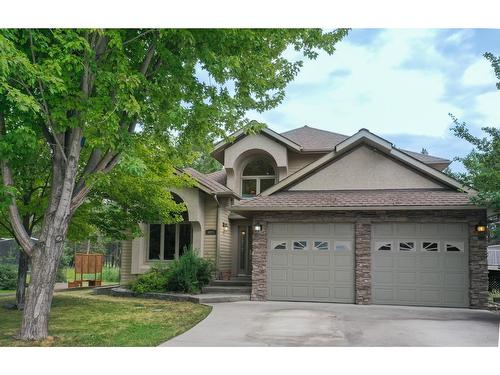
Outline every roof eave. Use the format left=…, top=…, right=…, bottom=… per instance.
left=231, top=204, right=481, bottom=212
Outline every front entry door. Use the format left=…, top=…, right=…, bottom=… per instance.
left=238, top=225, right=252, bottom=276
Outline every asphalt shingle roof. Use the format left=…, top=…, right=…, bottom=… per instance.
left=280, top=125, right=450, bottom=165
left=183, top=167, right=233, bottom=195
left=233, top=189, right=474, bottom=209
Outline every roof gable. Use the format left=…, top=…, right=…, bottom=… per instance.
left=288, top=145, right=445, bottom=191
left=262, top=129, right=472, bottom=196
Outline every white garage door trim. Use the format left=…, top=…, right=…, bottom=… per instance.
left=372, top=223, right=469, bottom=307
left=267, top=222, right=355, bottom=303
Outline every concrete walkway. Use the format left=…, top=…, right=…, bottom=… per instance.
left=161, top=301, right=500, bottom=347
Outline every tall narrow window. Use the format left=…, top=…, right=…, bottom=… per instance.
left=179, top=223, right=193, bottom=256
left=241, top=158, right=276, bottom=197
left=148, top=224, right=161, bottom=260
left=163, top=224, right=176, bottom=260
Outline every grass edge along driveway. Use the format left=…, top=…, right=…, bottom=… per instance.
left=0, top=290, right=211, bottom=347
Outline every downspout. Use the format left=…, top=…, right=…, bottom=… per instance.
left=212, top=193, right=220, bottom=278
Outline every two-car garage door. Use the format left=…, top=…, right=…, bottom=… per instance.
left=267, top=221, right=469, bottom=307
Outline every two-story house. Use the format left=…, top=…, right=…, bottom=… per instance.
left=120, top=125, right=489, bottom=309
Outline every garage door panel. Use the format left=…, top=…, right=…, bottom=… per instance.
left=444, top=272, right=467, bottom=287
left=396, top=288, right=417, bottom=302
left=419, top=271, right=443, bottom=286
left=420, top=289, right=442, bottom=304
left=334, top=269, right=353, bottom=283
left=419, top=255, right=441, bottom=269
left=373, top=223, right=469, bottom=308
left=269, top=285, right=288, bottom=298
left=312, top=287, right=330, bottom=298
left=373, top=255, right=394, bottom=268
left=269, top=269, right=288, bottom=282
left=373, top=288, right=395, bottom=302
left=312, top=270, right=330, bottom=282
left=334, top=287, right=354, bottom=300
left=396, top=256, right=417, bottom=268
left=291, top=286, right=309, bottom=298
left=269, top=253, right=288, bottom=266
left=444, top=290, right=467, bottom=305
left=268, top=222, right=354, bottom=303
left=373, top=270, right=393, bottom=284
left=396, top=271, right=417, bottom=284
left=291, top=254, right=308, bottom=266
left=291, top=269, right=309, bottom=282
left=312, top=253, right=331, bottom=266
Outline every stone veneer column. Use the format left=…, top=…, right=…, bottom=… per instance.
left=468, top=223, right=489, bottom=309
left=251, top=219, right=267, bottom=301
left=355, top=221, right=372, bottom=304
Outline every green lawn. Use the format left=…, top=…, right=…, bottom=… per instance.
left=0, top=290, right=211, bottom=346
left=0, top=290, right=14, bottom=295
left=63, top=266, right=120, bottom=283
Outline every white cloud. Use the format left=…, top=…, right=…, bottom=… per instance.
left=252, top=29, right=465, bottom=137
left=462, top=58, right=496, bottom=87
left=474, top=91, right=500, bottom=126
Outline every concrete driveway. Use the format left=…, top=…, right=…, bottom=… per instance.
left=161, top=301, right=500, bottom=347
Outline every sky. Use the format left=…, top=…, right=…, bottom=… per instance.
left=247, top=29, right=500, bottom=172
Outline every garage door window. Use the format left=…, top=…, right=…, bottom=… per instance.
left=376, top=241, right=392, bottom=251
left=446, top=242, right=464, bottom=252
left=271, top=241, right=287, bottom=250
left=422, top=241, right=439, bottom=252
left=293, top=241, right=308, bottom=250
left=313, top=240, right=329, bottom=251
left=399, top=241, right=415, bottom=252
left=334, top=241, right=352, bottom=252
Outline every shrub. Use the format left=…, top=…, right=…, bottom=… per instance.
left=128, top=248, right=215, bottom=294
left=0, top=264, right=17, bottom=290
left=129, top=262, right=170, bottom=294
left=165, top=248, right=215, bottom=294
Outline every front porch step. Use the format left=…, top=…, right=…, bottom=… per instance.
left=209, top=279, right=252, bottom=287
left=202, top=285, right=252, bottom=294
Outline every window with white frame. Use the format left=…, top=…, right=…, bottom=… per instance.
left=293, top=240, right=308, bottom=251
left=422, top=241, right=439, bottom=252
left=313, top=240, right=330, bottom=251
left=445, top=242, right=464, bottom=252
left=241, top=158, right=276, bottom=198
left=271, top=241, right=287, bottom=250
left=148, top=223, right=193, bottom=261
left=399, top=241, right=416, bottom=252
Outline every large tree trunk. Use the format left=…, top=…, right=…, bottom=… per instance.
left=19, top=233, right=66, bottom=340
left=15, top=251, right=29, bottom=310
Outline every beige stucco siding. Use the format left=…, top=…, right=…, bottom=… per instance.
left=287, top=152, right=324, bottom=175
left=120, top=238, right=135, bottom=284
left=224, top=134, right=289, bottom=193
left=289, top=145, right=445, bottom=191
left=203, top=195, right=217, bottom=263
left=218, top=197, right=232, bottom=272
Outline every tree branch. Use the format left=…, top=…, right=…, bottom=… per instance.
left=0, top=113, right=33, bottom=256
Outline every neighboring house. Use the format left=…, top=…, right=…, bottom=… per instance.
left=120, top=125, right=489, bottom=308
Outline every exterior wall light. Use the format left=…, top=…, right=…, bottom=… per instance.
left=254, top=224, right=262, bottom=232
left=475, top=224, right=487, bottom=233
left=222, top=222, right=229, bottom=231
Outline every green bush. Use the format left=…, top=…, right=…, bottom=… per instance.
left=166, top=249, right=215, bottom=294
left=0, top=264, right=17, bottom=290
left=129, top=262, right=170, bottom=294
left=129, top=249, right=215, bottom=294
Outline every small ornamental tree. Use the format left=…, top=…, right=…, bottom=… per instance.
left=0, top=28, right=348, bottom=340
